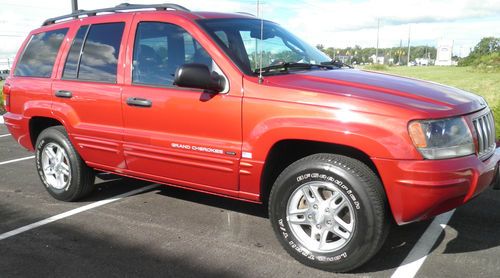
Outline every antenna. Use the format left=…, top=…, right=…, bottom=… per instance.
left=257, top=0, right=264, bottom=84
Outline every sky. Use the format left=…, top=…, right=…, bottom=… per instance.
left=1, top=0, right=500, bottom=65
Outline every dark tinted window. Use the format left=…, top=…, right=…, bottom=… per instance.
left=62, top=25, right=89, bottom=79
left=78, top=23, right=125, bottom=83
left=132, top=22, right=213, bottom=86
left=15, top=28, right=68, bottom=77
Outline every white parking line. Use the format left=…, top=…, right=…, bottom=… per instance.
left=0, top=156, right=35, bottom=166
left=0, top=183, right=159, bottom=241
left=391, top=209, right=456, bottom=278
left=0, top=134, right=11, bottom=138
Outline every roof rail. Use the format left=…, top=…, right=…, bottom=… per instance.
left=42, top=3, right=190, bottom=26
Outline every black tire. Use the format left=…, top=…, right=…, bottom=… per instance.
left=269, top=153, right=389, bottom=272
left=35, top=126, right=95, bottom=201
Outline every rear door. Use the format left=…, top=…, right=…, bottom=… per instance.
left=52, top=15, right=133, bottom=170
left=121, top=14, right=243, bottom=193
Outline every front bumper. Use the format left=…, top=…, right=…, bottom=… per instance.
left=373, top=147, right=500, bottom=225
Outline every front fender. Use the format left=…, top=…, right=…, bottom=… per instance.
left=243, top=115, right=421, bottom=163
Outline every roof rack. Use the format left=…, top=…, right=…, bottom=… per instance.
left=42, top=3, right=190, bottom=26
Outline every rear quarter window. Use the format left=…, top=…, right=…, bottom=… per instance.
left=14, top=28, right=68, bottom=78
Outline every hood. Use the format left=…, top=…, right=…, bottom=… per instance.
left=265, top=69, right=487, bottom=117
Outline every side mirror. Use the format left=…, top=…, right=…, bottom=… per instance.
left=174, top=63, right=225, bottom=93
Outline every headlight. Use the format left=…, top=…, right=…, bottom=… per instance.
left=408, top=117, right=474, bottom=159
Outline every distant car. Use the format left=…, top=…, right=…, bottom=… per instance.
left=0, top=70, right=10, bottom=80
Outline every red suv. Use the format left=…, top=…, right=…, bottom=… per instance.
left=3, top=3, right=499, bottom=272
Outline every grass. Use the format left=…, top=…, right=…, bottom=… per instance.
left=364, top=64, right=389, bottom=71
left=367, top=66, right=500, bottom=139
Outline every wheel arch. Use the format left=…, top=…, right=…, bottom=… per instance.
left=29, top=116, right=65, bottom=149
left=260, top=139, right=384, bottom=206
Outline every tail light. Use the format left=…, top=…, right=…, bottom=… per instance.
left=2, top=82, right=10, bottom=112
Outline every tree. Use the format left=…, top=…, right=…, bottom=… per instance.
left=459, top=37, right=500, bottom=66
left=472, top=37, right=500, bottom=55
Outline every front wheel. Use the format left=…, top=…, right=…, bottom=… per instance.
left=35, top=126, right=95, bottom=201
left=269, top=154, right=389, bottom=272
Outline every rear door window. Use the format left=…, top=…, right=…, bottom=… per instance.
left=77, top=23, right=125, bottom=83
left=14, top=28, right=68, bottom=78
left=62, top=25, right=89, bottom=79
left=62, top=23, right=125, bottom=83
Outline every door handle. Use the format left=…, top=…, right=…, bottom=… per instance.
left=55, top=90, right=72, bottom=98
left=126, top=97, right=152, bottom=108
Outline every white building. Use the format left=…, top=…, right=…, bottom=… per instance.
left=435, top=40, right=453, bottom=66
left=415, top=58, right=431, bottom=66
left=369, top=55, right=384, bottom=64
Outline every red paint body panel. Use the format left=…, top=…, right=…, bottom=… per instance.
left=3, top=11, right=499, bottom=225
left=120, top=13, right=243, bottom=192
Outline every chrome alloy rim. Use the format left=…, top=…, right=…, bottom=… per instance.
left=41, top=142, right=71, bottom=190
left=286, top=181, right=355, bottom=253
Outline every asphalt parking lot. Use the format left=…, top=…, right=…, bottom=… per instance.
left=0, top=121, right=499, bottom=278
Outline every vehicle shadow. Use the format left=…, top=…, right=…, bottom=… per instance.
left=154, top=185, right=268, bottom=219
left=150, top=181, right=500, bottom=274
left=0, top=202, right=243, bottom=278
left=85, top=176, right=500, bottom=274
left=443, top=189, right=500, bottom=254
left=356, top=188, right=500, bottom=273
left=78, top=172, right=156, bottom=202
left=7, top=174, right=496, bottom=276
left=154, top=184, right=434, bottom=273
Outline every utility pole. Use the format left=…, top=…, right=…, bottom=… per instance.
left=375, top=18, right=380, bottom=64
left=71, top=0, right=78, bottom=12
left=398, top=39, right=402, bottom=65
left=7, top=58, right=10, bottom=69
left=407, top=24, right=411, bottom=66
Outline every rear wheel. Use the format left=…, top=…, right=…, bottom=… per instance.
left=35, top=126, right=95, bottom=201
left=269, top=153, right=389, bottom=272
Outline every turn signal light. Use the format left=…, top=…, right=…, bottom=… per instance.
left=408, top=121, right=427, bottom=148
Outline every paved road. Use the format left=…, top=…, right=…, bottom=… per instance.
left=0, top=122, right=499, bottom=278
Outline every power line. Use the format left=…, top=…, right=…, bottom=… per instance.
left=0, top=34, right=24, bottom=37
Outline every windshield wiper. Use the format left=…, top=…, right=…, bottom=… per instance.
left=254, top=62, right=334, bottom=75
left=321, top=60, right=354, bottom=69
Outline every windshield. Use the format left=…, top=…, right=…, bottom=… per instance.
left=198, top=18, right=331, bottom=75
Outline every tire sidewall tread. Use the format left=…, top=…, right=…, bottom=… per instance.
left=35, top=126, right=94, bottom=201
left=269, top=153, right=388, bottom=272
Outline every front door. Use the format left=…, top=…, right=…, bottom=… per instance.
left=121, top=17, right=242, bottom=193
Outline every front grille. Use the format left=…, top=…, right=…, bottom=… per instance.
left=473, top=111, right=496, bottom=158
